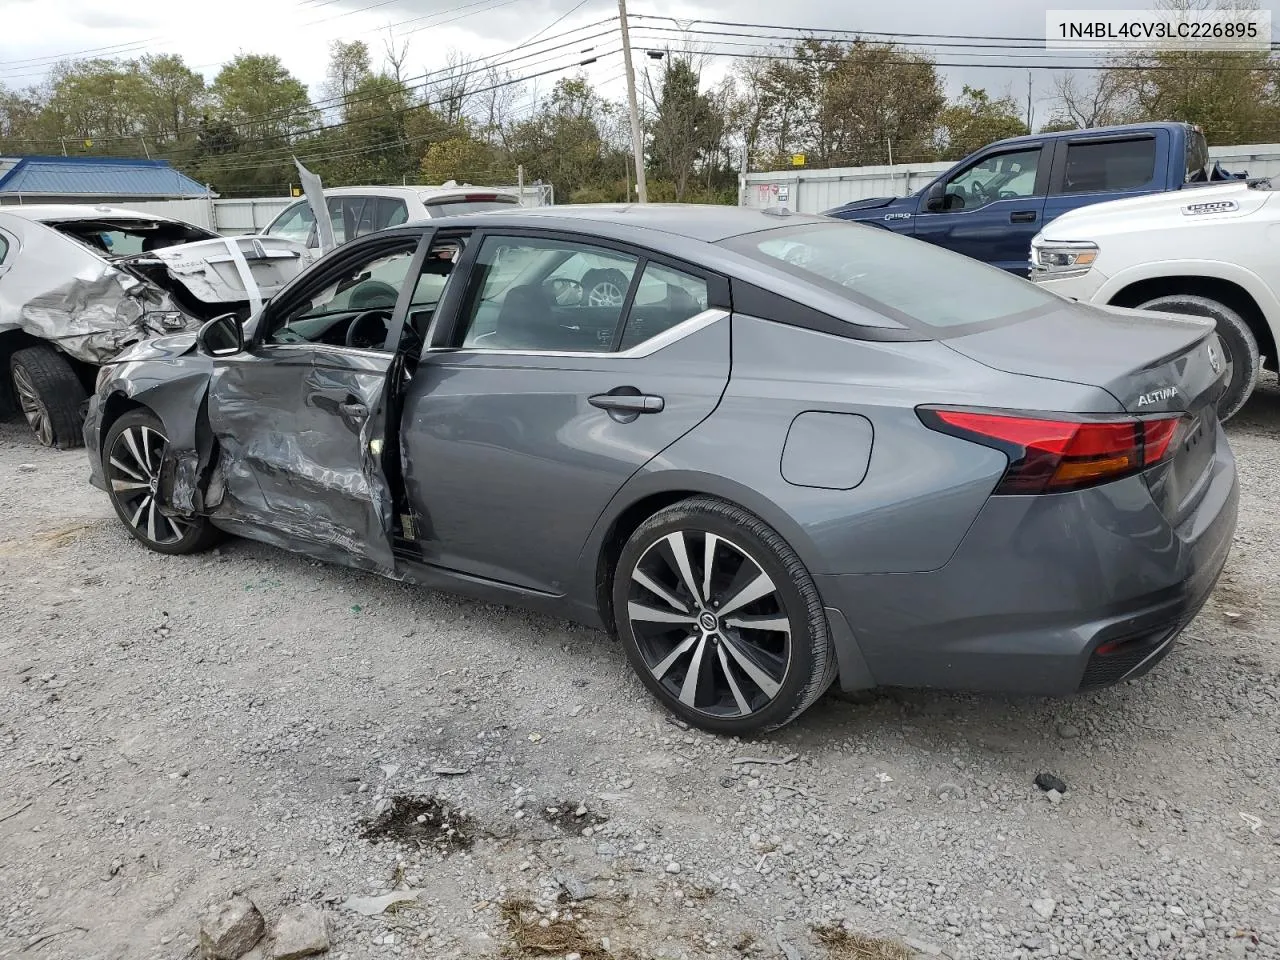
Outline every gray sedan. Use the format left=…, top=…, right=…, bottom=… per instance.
left=83, top=205, right=1239, bottom=734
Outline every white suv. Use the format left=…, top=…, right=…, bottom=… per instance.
left=261, top=183, right=521, bottom=251
left=1031, top=179, right=1280, bottom=420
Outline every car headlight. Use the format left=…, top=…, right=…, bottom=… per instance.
left=1032, top=241, right=1099, bottom=280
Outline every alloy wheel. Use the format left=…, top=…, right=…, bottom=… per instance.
left=11, top=364, right=53, bottom=446
left=587, top=281, right=625, bottom=307
left=106, top=424, right=191, bottom=546
left=626, top=529, right=792, bottom=719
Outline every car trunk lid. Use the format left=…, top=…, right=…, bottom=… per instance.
left=942, top=301, right=1227, bottom=522
left=115, top=235, right=312, bottom=307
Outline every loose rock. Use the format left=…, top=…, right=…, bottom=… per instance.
left=271, top=905, right=329, bottom=960
left=199, top=896, right=265, bottom=960
left=1034, top=772, right=1068, bottom=793
left=1032, top=898, right=1056, bottom=920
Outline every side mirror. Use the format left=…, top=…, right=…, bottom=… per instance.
left=924, top=181, right=947, bottom=212
left=196, top=313, right=244, bottom=357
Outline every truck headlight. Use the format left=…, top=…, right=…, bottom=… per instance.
left=1032, top=241, right=1099, bottom=280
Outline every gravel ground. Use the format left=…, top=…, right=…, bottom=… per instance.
left=2, top=381, right=1279, bottom=960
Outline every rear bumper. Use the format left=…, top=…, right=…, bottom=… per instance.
left=817, top=431, right=1238, bottom=695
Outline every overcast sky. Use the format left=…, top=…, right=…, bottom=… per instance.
left=2, top=0, right=1277, bottom=127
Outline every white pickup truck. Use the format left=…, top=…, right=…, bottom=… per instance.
left=1030, top=179, right=1279, bottom=420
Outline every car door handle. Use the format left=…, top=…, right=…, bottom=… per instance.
left=339, top=400, right=369, bottom=421
left=1010, top=210, right=1038, bottom=223
left=589, top=393, right=664, bottom=414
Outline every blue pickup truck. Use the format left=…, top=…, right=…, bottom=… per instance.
left=825, top=121, right=1241, bottom=274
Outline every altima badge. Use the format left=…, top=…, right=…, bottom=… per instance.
left=1207, top=342, right=1222, bottom=375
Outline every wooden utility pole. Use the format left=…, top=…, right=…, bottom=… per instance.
left=618, top=0, right=648, bottom=203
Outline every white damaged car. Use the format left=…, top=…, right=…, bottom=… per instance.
left=1031, top=179, right=1279, bottom=420
left=0, top=205, right=312, bottom=447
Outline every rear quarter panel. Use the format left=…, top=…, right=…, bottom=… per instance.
left=577, top=314, right=1126, bottom=592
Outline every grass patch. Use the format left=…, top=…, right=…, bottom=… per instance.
left=813, top=925, right=914, bottom=960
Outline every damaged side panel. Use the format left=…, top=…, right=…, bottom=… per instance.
left=0, top=221, right=310, bottom=365
left=203, top=346, right=399, bottom=575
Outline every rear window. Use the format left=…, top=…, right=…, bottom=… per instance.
left=1061, top=137, right=1157, bottom=193
left=720, top=222, right=1057, bottom=329
left=424, top=197, right=519, bottom=217
left=1185, top=129, right=1210, bottom=182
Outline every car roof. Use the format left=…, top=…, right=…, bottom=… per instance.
left=984, top=121, right=1194, bottom=153
left=316, top=184, right=520, bottom=200
left=0, top=203, right=186, bottom=223
left=415, top=203, right=833, bottom=243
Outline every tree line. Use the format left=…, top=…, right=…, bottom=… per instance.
left=0, top=26, right=1276, bottom=202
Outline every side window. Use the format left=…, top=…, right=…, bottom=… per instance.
left=457, top=235, right=639, bottom=352
left=326, top=197, right=353, bottom=245
left=619, top=263, right=709, bottom=351
left=266, top=201, right=315, bottom=243
left=264, top=244, right=417, bottom=349
left=399, top=237, right=467, bottom=351
left=1061, top=138, right=1157, bottom=194
left=943, top=148, right=1042, bottom=211
left=378, top=198, right=409, bottom=229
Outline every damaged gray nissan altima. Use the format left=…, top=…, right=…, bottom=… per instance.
left=83, top=204, right=1239, bottom=734
left=0, top=205, right=310, bottom=448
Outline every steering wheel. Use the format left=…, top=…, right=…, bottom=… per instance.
left=345, top=309, right=392, bottom=349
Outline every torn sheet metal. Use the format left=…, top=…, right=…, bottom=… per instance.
left=295, top=157, right=336, bottom=253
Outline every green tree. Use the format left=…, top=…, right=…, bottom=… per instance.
left=645, top=55, right=716, bottom=201
left=420, top=133, right=502, bottom=183
left=937, top=85, right=1029, bottom=159
left=137, top=54, right=206, bottom=145
left=202, top=54, right=314, bottom=192
left=507, top=78, right=619, bottom=197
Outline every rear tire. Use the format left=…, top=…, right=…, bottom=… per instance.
left=1135, top=294, right=1259, bottom=422
left=103, top=409, right=221, bottom=555
left=611, top=496, right=837, bottom=736
left=9, top=345, right=87, bottom=448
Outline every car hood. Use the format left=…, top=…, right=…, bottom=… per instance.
left=1037, top=181, right=1273, bottom=241
left=825, top=196, right=903, bottom=215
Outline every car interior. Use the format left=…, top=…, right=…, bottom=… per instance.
left=49, top=218, right=220, bottom=257
left=265, top=238, right=462, bottom=351
left=462, top=244, right=709, bottom=353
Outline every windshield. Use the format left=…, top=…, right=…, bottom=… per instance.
left=720, top=222, right=1058, bottom=330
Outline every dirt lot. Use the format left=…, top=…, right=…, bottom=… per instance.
left=2, top=382, right=1279, bottom=960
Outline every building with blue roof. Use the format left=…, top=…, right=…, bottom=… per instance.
left=0, top=156, right=215, bottom=204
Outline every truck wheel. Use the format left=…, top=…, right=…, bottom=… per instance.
left=9, top=346, right=88, bottom=448
left=1136, top=294, right=1260, bottom=422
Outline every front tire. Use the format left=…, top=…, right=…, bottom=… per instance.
left=1135, top=294, right=1260, bottom=422
left=611, top=497, right=837, bottom=736
left=9, top=345, right=87, bottom=448
left=103, top=409, right=220, bottom=555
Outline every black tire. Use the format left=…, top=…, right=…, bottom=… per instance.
left=9, top=345, right=87, bottom=448
left=1135, top=294, right=1260, bottom=422
left=103, top=409, right=221, bottom=555
left=611, top=496, right=837, bottom=736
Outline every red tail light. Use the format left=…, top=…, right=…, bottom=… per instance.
left=463, top=193, right=498, bottom=201
left=919, top=407, right=1188, bottom=494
